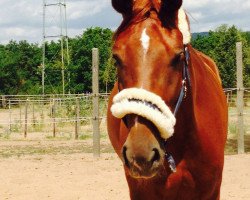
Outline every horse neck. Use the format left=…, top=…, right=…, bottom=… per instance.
left=180, top=45, right=227, bottom=140
left=188, top=46, right=224, bottom=110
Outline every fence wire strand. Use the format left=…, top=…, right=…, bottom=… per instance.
left=0, top=90, right=249, bottom=140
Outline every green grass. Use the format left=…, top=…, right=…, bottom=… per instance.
left=226, top=105, right=250, bottom=154
left=78, top=134, right=91, bottom=140
left=45, top=135, right=71, bottom=140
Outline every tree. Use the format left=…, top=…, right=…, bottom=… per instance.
left=0, top=27, right=114, bottom=95
left=1, top=25, right=248, bottom=95
left=70, top=27, right=113, bottom=93
left=242, top=32, right=250, bottom=86
left=192, top=25, right=249, bottom=88
left=0, top=40, right=41, bottom=94
left=0, top=42, right=20, bottom=94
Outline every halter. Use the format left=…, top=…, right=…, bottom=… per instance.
left=120, top=45, right=191, bottom=124
left=165, top=44, right=191, bottom=172
left=117, top=44, right=191, bottom=173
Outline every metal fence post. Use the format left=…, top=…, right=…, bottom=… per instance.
left=92, top=48, right=100, bottom=157
left=236, top=42, right=244, bottom=154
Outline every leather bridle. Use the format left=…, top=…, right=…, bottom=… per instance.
left=117, top=44, right=191, bottom=172
left=165, top=44, right=191, bottom=172
left=119, top=44, right=191, bottom=121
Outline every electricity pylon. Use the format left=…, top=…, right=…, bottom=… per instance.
left=42, top=0, right=69, bottom=95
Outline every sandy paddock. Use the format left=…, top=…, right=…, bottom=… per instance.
left=0, top=153, right=249, bottom=200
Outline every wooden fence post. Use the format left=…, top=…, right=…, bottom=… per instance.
left=19, top=100, right=22, bottom=127
left=8, top=100, right=11, bottom=133
left=24, top=99, right=28, bottom=138
left=41, top=98, right=45, bottom=127
left=32, top=102, right=35, bottom=126
left=52, top=99, right=56, bottom=138
left=1, top=95, right=6, bottom=108
left=236, top=42, right=244, bottom=154
left=75, top=97, right=80, bottom=139
left=92, top=48, right=100, bottom=157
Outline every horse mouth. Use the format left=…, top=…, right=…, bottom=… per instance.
left=111, top=88, right=176, bottom=139
left=129, top=167, right=160, bottom=179
left=128, top=98, right=163, bottom=113
left=127, top=158, right=165, bottom=179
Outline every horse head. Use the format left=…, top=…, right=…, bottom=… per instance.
left=110, top=0, right=191, bottom=179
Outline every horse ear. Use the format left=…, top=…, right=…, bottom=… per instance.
left=112, top=0, right=133, bottom=16
left=160, top=0, right=183, bottom=28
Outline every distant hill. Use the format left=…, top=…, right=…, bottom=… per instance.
left=192, top=31, right=250, bottom=40
left=192, top=32, right=209, bottom=39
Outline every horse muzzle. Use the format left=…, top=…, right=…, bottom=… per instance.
left=122, top=145, right=163, bottom=179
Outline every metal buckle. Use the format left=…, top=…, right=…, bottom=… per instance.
left=182, top=79, right=187, bottom=98
left=165, top=153, right=177, bottom=173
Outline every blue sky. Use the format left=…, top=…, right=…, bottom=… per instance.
left=0, top=0, right=249, bottom=44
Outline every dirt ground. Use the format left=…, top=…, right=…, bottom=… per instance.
left=0, top=152, right=249, bottom=200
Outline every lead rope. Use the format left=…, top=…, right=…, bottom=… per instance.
left=165, top=45, right=191, bottom=173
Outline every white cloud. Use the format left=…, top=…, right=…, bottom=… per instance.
left=0, top=1, right=41, bottom=27
left=183, top=0, right=210, bottom=9
left=67, top=0, right=109, bottom=19
left=0, top=0, right=249, bottom=44
left=183, top=0, right=250, bottom=32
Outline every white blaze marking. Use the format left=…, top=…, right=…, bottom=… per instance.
left=140, top=28, right=150, bottom=54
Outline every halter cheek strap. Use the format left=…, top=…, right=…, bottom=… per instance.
left=173, top=45, right=191, bottom=116
left=166, top=45, right=191, bottom=172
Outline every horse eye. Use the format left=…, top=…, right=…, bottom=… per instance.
left=171, top=52, right=184, bottom=67
left=112, top=55, right=122, bottom=68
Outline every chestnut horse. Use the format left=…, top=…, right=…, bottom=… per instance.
left=107, top=0, right=228, bottom=199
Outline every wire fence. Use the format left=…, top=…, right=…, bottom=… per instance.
left=0, top=89, right=249, bottom=152
left=0, top=93, right=109, bottom=139
left=224, top=88, right=250, bottom=153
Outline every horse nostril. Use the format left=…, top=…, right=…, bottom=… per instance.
left=122, top=146, right=130, bottom=168
left=151, top=148, right=160, bottom=164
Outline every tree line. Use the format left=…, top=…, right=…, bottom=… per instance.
left=0, top=25, right=249, bottom=95
left=192, top=25, right=250, bottom=88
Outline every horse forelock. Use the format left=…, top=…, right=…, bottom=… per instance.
left=133, top=0, right=161, bottom=12
left=114, top=0, right=191, bottom=44
left=114, top=0, right=158, bottom=37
